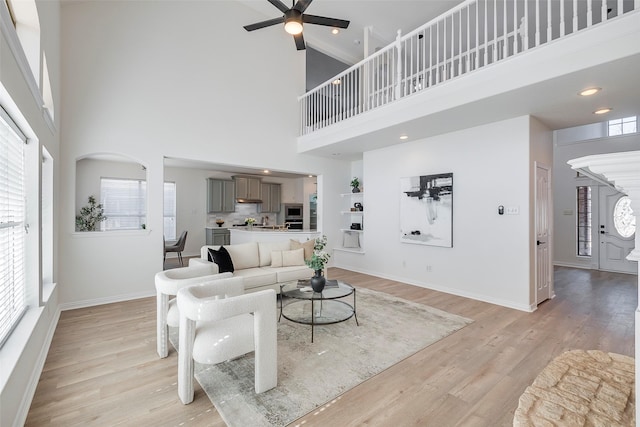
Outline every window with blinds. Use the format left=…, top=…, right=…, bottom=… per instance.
left=100, top=178, right=147, bottom=231
left=0, top=107, right=26, bottom=347
left=164, top=182, right=176, bottom=240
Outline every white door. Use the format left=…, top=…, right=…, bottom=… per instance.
left=535, top=164, right=552, bottom=304
left=598, top=186, right=637, bottom=274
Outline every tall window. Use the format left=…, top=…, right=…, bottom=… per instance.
left=100, top=178, right=147, bottom=230
left=608, top=116, right=637, bottom=136
left=0, top=107, right=26, bottom=346
left=164, top=182, right=176, bottom=240
left=577, top=186, right=592, bottom=257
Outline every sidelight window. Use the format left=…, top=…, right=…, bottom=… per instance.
left=577, top=186, right=592, bottom=257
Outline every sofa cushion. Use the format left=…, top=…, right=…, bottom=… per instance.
left=262, top=265, right=314, bottom=283
left=225, top=242, right=260, bottom=270
left=232, top=268, right=278, bottom=290
left=208, top=246, right=234, bottom=273
left=290, top=239, right=315, bottom=260
left=258, top=240, right=291, bottom=267
left=271, top=248, right=305, bottom=268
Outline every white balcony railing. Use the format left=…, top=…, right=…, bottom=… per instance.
left=299, top=0, right=637, bottom=136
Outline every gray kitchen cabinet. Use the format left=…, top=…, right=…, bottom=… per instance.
left=206, top=228, right=230, bottom=246
left=258, top=183, right=281, bottom=213
left=234, top=176, right=262, bottom=201
left=207, top=179, right=235, bottom=213
left=270, top=183, right=281, bottom=212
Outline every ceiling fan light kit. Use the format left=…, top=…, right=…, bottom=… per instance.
left=244, top=0, right=350, bottom=50
left=284, top=9, right=303, bottom=34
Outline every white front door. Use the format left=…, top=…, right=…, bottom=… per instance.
left=535, top=164, right=552, bottom=305
left=598, top=186, right=637, bottom=274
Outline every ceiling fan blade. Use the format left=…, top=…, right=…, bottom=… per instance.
left=293, top=0, right=313, bottom=13
left=267, top=0, right=291, bottom=14
left=294, top=32, right=306, bottom=50
left=302, top=14, right=350, bottom=29
left=244, top=17, right=284, bottom=32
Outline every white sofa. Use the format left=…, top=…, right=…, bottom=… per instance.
left=188, top=240, right=315, bottom=293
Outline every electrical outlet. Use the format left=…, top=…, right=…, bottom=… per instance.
left=426, top=265, right=432, bottom=272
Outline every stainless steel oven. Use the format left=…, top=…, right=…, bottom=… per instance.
left=284, top=204, right=303, bottom=219
left=284, top=203, right=303, bottom=229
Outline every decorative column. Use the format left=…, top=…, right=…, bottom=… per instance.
left=568, top=150, right=640, bottom=423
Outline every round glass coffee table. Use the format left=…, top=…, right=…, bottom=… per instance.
left=279, top=280, right=359, bottom=343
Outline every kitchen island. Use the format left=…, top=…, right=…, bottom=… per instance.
left=230, top=227, right=320, bottom=244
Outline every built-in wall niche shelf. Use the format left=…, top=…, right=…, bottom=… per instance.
left=334, top=247, right=365, bottom=254
left=336, top=190, right=365, bottom=253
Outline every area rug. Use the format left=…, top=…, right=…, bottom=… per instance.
left=170, top=287, right=472, bottom=426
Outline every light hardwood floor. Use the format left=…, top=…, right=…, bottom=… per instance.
left=25, top=267, right=636, bottom=426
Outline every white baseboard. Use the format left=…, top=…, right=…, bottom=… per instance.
left=553, top=262, right=594, bottom=270
left=13, top=304, right=61, bottom=427
left=332, top=263, right=536, bottom=312
left=59, top=290, right=156, bottom=311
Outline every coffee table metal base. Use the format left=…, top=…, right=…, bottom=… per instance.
left=279, top=282, right=358, bottom=343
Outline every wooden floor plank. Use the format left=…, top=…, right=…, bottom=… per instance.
left=25, top=266, right=636, bottom=426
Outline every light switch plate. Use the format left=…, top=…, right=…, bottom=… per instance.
left=505, top=206, right=520, bottom=215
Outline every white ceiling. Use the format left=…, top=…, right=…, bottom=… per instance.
left=239, top=0, right=465, bottom=64
left=164, top=157, right=313, bottom=178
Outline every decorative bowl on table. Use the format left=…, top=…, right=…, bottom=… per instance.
left=215, top=219, right=225, bottom=227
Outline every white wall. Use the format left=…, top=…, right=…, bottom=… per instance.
left=0, top=0, right=61, bottom=425
left=553, top=128, right=640, bottom=268
left=59, top=0, right=350, bottom=307
left=334, top=116, right=536, bottom=311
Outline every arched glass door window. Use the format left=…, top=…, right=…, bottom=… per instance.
left=613, top=196, right=636, bottom=238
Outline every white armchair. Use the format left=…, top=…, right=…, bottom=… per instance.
left=176, top=278, right=277, bottom=404
left=155, top=264, right=233, bottom=358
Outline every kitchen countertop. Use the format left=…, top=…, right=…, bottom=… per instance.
left=230, top=228, right=320, bottom=244
left=231, top=227, right=318, bottom=233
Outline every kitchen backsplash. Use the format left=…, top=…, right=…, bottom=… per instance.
left=207, top=203, right=275, bottom=227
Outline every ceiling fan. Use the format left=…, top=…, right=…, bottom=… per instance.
left=243, top=0, right=350, bottom=51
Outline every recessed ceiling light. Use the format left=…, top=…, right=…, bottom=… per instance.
left=400, top=135, right=409, bottom=140
left=579, top=87, right=601, bottom=96
left=331, top=28, right=339, bottom=35
left=594, top=108, right=612, bottom=115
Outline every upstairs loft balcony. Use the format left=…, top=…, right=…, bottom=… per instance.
left=298, top=0, right=639, bottom=156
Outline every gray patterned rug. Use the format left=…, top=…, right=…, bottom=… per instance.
left=170, top=287, right=472, bottom=426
